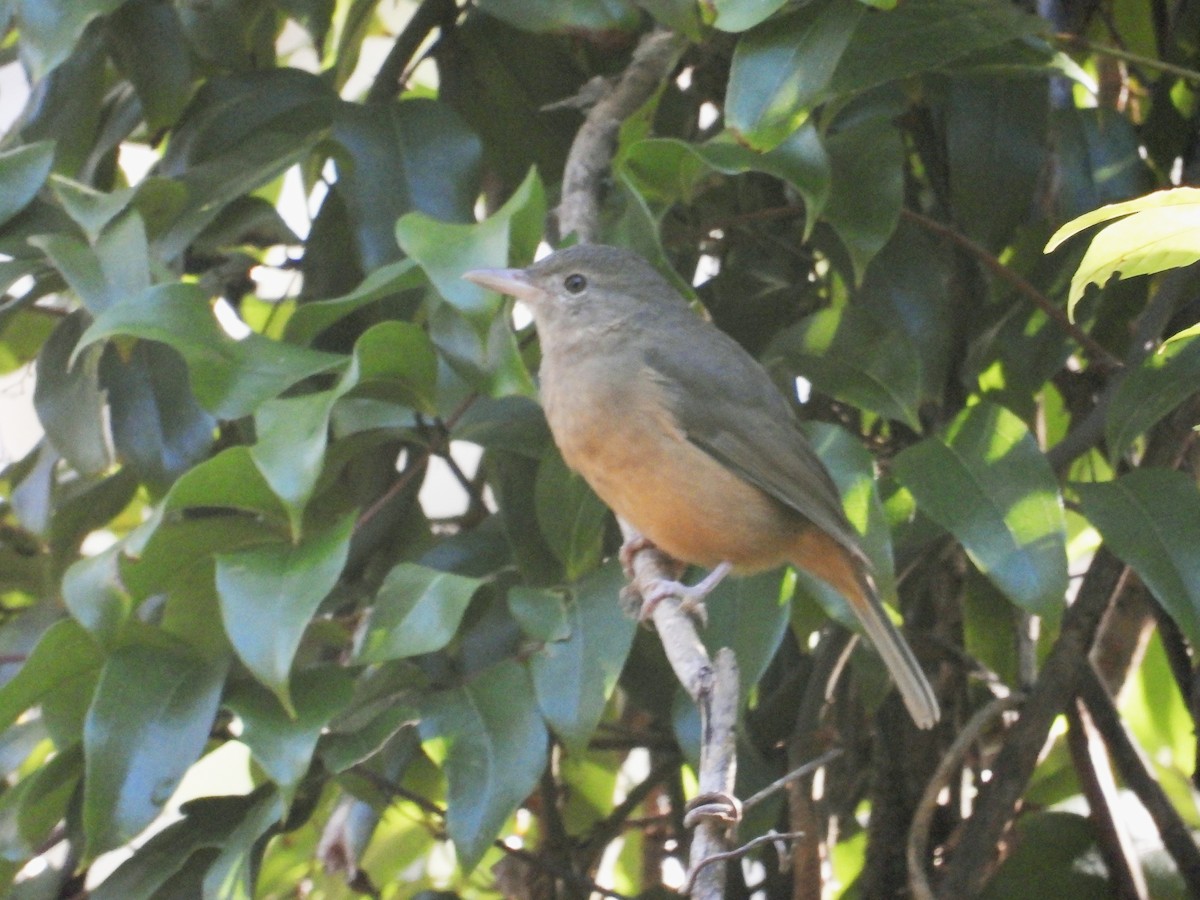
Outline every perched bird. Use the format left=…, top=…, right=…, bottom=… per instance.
left=464, top=245, right=939, bottom=728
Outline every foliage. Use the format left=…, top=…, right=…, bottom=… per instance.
left=0, top=0, right=1198, bottom=897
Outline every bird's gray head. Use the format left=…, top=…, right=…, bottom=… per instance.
left=463, top=245, right=690, bottom=338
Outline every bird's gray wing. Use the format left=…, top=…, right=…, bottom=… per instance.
left=642, top=323, right=870, bottom=566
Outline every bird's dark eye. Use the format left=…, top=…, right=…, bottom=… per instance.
left=563, top=273, right=587, bottom=294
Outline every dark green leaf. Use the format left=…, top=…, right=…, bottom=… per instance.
left=0, top=619, right=102, bottom=733
left=823, top=116, right=904, bottom=281
left=397, top=166, right=545, bottom=322
left=533, top=451, right=609, bottom=582
left=333, top=98, right=482, bottom=270
left=49, top=175, right=137, bottom=242
left=347, top=320, right=440, bottom=413
left=33, top=313, right=113, bottom=476
left=215, top=515, right=355, bottom=708
left=163, top=447, right=289, bottom=525
left=29, top=234, right=114, bottom=313
left=1106, top=336, right=1200, bottom=463
left=528, top=563, right=636, bottom=752
left=76, top=283, right=346, bottom=419
left=354, top=563, right=483, bottom=663
left=710, top=0, right=791, bottom=32
left=101, top=341, right=216, bottom=490
left=507, top=586, right=571, bottom=643
left=726, top=0, right=864, bottom=149
left=83, top=643, right=227, bottom=856
left=250, top=391, right=338, bottom=536
left=15, top=0, right=125, bottom=80
left=765, top=301, right=923, bottom=430
left=980, top=811, right=1109, bottom=899
left=892, top=402, right=1068, bottom=614
left=107, top=0, right=194, bottom=130
left=226, top=667, right=354, bottom=800
left=701, top=569, right=792, bottom=696
left=1078, top=470, right=1200, bottom=649
left=284, top=258, right=425, bottom=345
left=476, top=0, right=638, bottom=31
left=418, top=659, right=548, bottom=872
left=0, top=142, right=55, bottom=230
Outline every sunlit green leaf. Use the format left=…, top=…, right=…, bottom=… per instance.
left=1106, top=336, right=1200, bottom=463
left=1078, top=469, right=1200, bottom=649
left=418, top=659, right=548, bottom=872
left=892, top=402, right=1068, bottom=614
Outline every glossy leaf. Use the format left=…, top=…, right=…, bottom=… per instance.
left=0, top=619, right=102, bottom=733
left=533, top=451, right=609, bottom=582
left=0, top=142, right=54, bottom=230
left=726, top=0, right=863, bottom=149
left=354, top=563, right=483, bottom=663
left=33, top=313, right=113, bottom=476
left=418, top=659, right=548, bottom=873
left=1046, top=187, right=1200, bottom=317
left=528, top=563, right=635, bottom=752
left=1078, top=470, right=1200, bottom=649
left=76, top=283, right=347, bottom=419
left=14, top=0, right=126, bottom=79
left=107, top=0, right=194, bottom=130
left=284, top=258, right=425, bottom=344
left=82, top=644, right=227, bottom=856
left=1106, top=336, right=1200, bottom=463
left=766, top=301, right=923, bottom=430
left=397, top=166, right=545, bottom=321
left=226, top=668, right=354, bottom=801
left=892, top=402, right=1068, bottom=614
left=215, top=515, right=355, bottom=709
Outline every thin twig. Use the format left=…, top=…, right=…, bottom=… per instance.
left=742, top=748, right=844, bottom=812
left=1065, top=698, right=1148, bottom=899
left=900, top=208, right=1122, bottom=368
left=1077, top=664, right=1200, bottom=895
left=907, top=694, right=1024, bottom=900
left=1056, top=33, right=1200, bottom=84
left=682, top=831, right=808, bottom=896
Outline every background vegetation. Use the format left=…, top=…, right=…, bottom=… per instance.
left=0, top=0, right=1199, bottom=897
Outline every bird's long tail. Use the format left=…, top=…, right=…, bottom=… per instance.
left=791, top=530, right=940, bottom=729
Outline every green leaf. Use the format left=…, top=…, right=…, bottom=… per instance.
left=823, top=116, right=904, bottom=281
left=528, top=563, right=636, bottom=752
left=622, top=125, right=831, bottom=233
left=199, top=787, right=286, bottom=900
left=475, top=0, right=638, bottom=31
left=1078, top=470, right=1200, bottom=649
left=14, top=0, right=126, bottom=79
left=765, top=301, right=923, bottom=430
left=250, top=391, right=339, bottom=536
left=418, top=659, right=548, bottom=872
left=284, top=258, right=425, bottom=345
left=62, top=546, right=130, bottom=645
left=0, top=142, right=55, bottom=230
left=507, top=586, right=571, bottom=643
left=397, top=166, right=545, bottom=322
left=83, top=643, right=227, bottom=856
left=1044, top=187, right=1200, bottom=318
left=226, top=667, right=354, bottom=801
left=34, top=313, right=113, bottom=476
left=354, top=563, right=483, bottom=663
left=107, top=0, right=194, bottom=130
left=163, top=447, right=290, bottom=525
left=709, top=0, right=791, bottom=32
left=533, top=451, right=609, bottom=582
left=215, top=515, right=355, bottom=709
left=700, top=569, right=792, bottom=696
left=892, top=402, right=1068, bottom=614
left=0, top=618, right=102, bottom=733
left=347, top=320, right=440, bottom=414
left=75, top=283, right=347, bottom=419
left=333, top=98, right=482, bottom=270
left=101, top=341, right=216, bottom=490
left=89, top=789, right=281, bottom=900
left=1106, top=336, right=1200, bottom=463
left=726, top=0, right=864, bottom=149
left=30, top=234, right=114, bottom=313
left=49, top=175, right=137, bottom=242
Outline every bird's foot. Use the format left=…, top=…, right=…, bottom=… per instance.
left=639, top=561, right=734, bottom=628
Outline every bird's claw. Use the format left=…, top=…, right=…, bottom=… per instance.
left=640, top=577, right=711, bottom=627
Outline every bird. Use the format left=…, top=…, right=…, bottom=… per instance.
left=463, top=244, right=939, bottom=728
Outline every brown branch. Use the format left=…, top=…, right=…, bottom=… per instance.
left=578, top=753, right=681, bottom=869
left=742, top=748, right=844, bottom=812
left=936, top=552, right=1131, bottom=896
left=908, top=694, right=1023, bottom=900
left=682, top=831, right=808, bottom=896
left=1077, top=664, right=1200, bottom=894
left=900, top=207, right=1123, bottom=369
left=556, top=29, right=687, bottom=242
left=1065, top=699, right=1149, bottom=899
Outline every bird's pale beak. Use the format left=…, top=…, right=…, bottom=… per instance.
left=462, top=267, right=540, bottom=303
